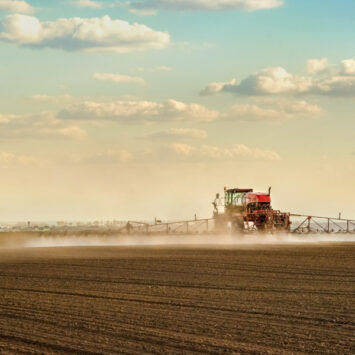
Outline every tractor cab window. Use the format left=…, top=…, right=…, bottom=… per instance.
left=225, top=192, right=245, bottom=206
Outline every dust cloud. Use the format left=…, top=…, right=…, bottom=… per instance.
left=1, top=233, right=354, bottom=250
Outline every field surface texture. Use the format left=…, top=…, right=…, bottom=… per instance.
left=0, top=244, right=354, bottom=354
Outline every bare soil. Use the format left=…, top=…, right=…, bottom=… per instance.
left=0, top=243, right=354, bottom=354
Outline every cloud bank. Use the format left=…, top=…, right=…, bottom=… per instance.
left=307, top=58, right=328, bottom=74
left=201, top=59, right=355, bottom=97
left=0, top=112, right=87, bottom=140
left=229, top=99, right=322, bottom=121
left=58, top=99, right=220, bottom=122
left=201, top=67, right=313, bottom=96
left=57, top=96, right=321, bottom=124
left=0, top=0, right=33, bottom=13
left=0, top=14, right=170, bottom=53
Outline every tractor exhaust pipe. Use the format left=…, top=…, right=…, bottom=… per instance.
left=268, top=187, right=271, bottom=196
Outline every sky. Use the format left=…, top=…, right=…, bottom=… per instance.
left=0, top=0, right=354, bottom=222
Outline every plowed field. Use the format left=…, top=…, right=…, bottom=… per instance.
left=0, top=243, right=354, bottom=354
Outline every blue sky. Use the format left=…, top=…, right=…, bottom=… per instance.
left=0, top=0, right=354, bottom=221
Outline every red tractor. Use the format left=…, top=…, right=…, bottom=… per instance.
left=213, top=187, right=291, bottom=233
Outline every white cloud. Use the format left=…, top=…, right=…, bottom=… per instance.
left=0, top=112, right=87, bottom=140
left=171, top=143, right=280, bottom=161
left=57, top=97, right=321, bottom=125
left=0, top=14, right=170, bottom=53
left=200, top=78, right=236, bottom=96
left=229, top=99, right=322, bottom=121
left=228, top=67, right=313, bottom=95
left=58, top=99, right=220, bottom=122
left=313, top=58, right=355, bottom=96
left=340, top=59, right=355, bottom=75
left=201, top=59, right=355, bottom=98
left=27, top=94, right=74, bottom=103
left=143, top=128, right=208, bottom=140
left=307, top=58, right=328, bottom=74
left=229, top=104, right=280, bottom=120
left=0, top=0, right=33, bottom=13
left=129, top=0, right=283, bottom=12
left=72, top=0, right=102, bottom=8
left=59, top=100, right=162, bottom=120
left=93, top=73, right=146, bottom=85
left=314, top=75, right=355, bottom=97
left=201, top=68, right=313, bottom=95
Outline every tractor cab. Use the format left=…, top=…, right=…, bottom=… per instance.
left=224, top=188, right=253, bottom=211
left=224, top=188, right=271, bottom=214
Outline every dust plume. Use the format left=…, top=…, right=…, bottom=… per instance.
left=1, top=232, right=354, bottom=249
